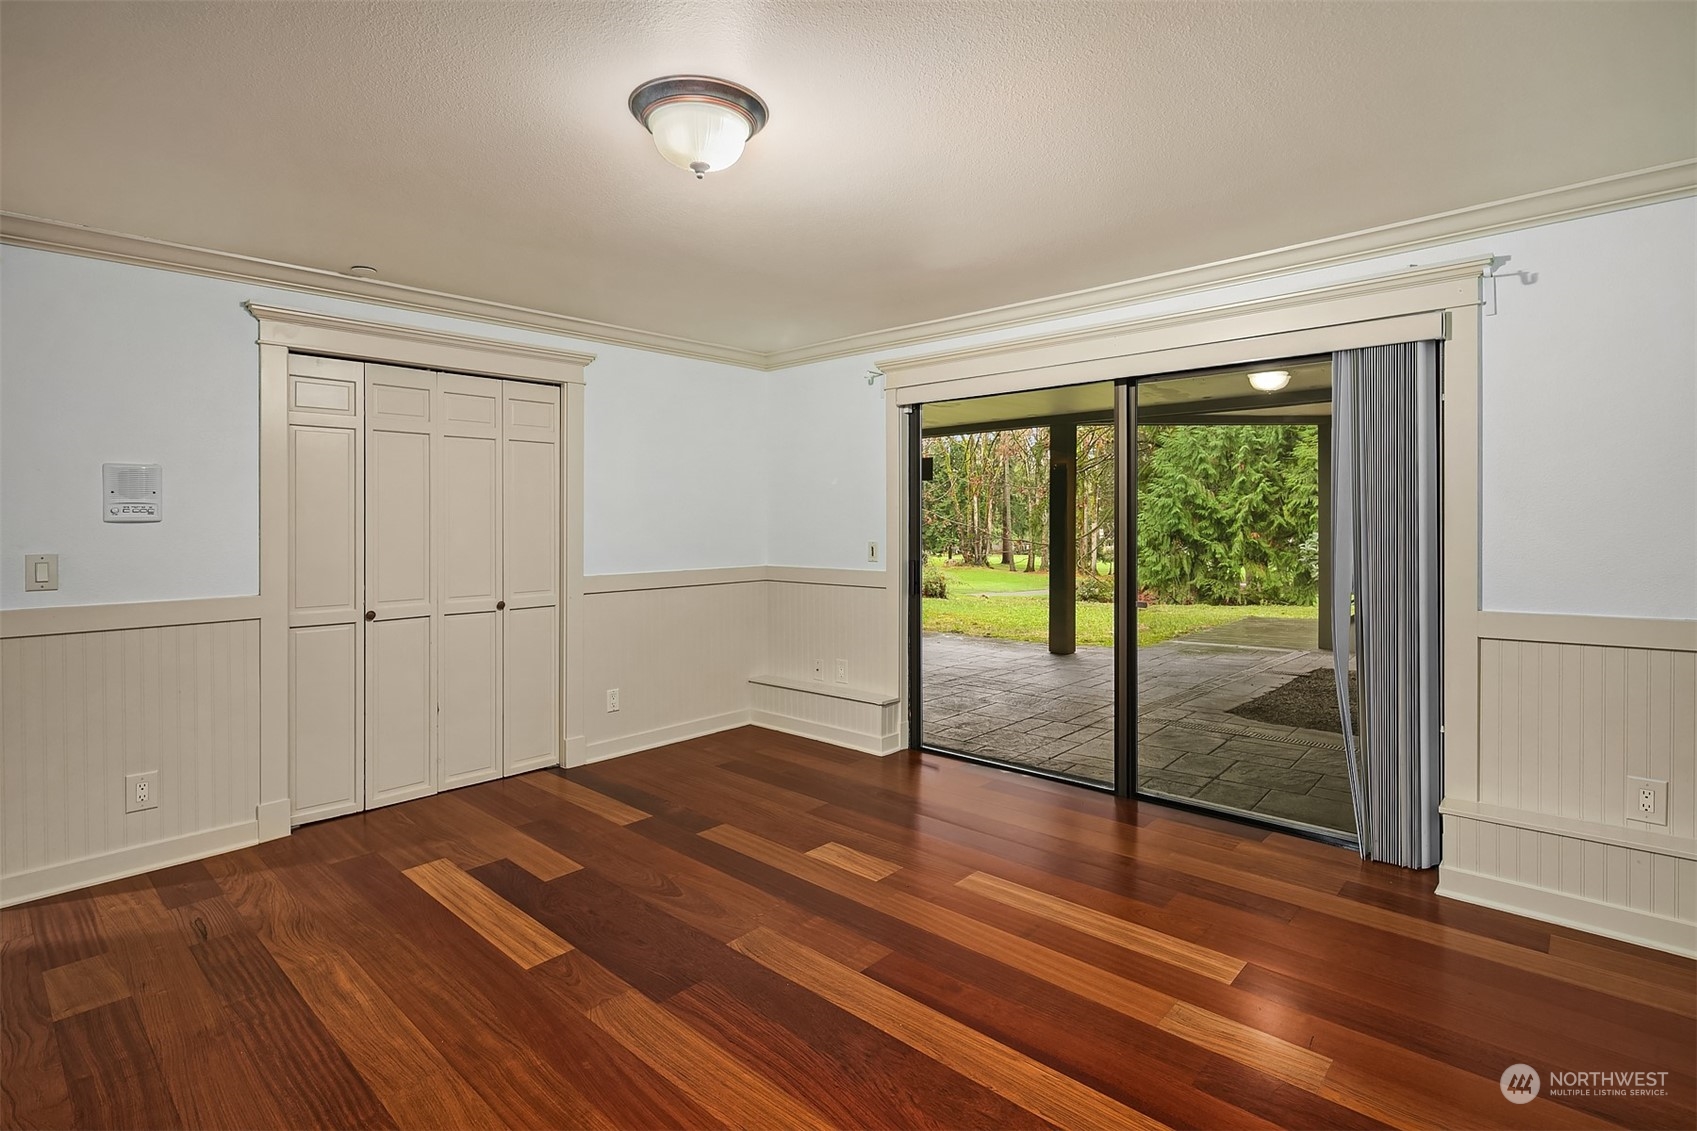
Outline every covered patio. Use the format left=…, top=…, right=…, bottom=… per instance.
left=920, top=617, right=1356, bottom=836
left=919, top=360, right=1351, bottom=835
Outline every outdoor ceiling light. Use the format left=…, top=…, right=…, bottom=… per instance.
left=629, top=75, right=769, bottom=179
left=1247, top=369, right=1292, bottom=392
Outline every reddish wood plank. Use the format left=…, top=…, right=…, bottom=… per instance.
left=2, top=732, right=1690, bottom=1131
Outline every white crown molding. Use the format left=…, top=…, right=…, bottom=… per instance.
left=875, top=256, right=1490, bottom=381
left=4, top=161, right=1692, bottom=372
left=768, top=160, right=1697, bottom=369
left=0, top=212, right=766, bottom=369
left=246, top=302, right=594, bottom=383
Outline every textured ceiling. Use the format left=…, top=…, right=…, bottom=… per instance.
left=3, top=1, right=1693, bottom=354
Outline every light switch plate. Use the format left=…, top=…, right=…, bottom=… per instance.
left=24, top=554, right=57, bottom=592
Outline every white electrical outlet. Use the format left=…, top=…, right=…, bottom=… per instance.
left=1627, top=776, right=1667, bottom=826
left=867, top=541, right=880, bottom=563
left=812, top=658, right=824, bottom=681
left=125, top=771, right=159, bottom=813
left=835, top=658, right=848, bottom=684
left=605, top=688, right=621, bottom=713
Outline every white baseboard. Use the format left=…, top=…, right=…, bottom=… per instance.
left=749, top=710, right=902, bottom=756
left=256, top=798, right=292, bottom=842
left=581, top=707, right=901, bottom=766
left=1437, top=865, right=1697, bottom=957
left=563, top=733, right=589, bottom=767
left=584, top=710, right=753, bottom=764
left=1, top=821, right=260, bottom=908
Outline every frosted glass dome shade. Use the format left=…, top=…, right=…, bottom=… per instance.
left=646, top=100, right=751, bottom=177
left=1247, top=369, right=1292, bottom=392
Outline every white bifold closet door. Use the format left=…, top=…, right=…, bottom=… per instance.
left=364, top=365, right=438, bottom=809
left=500, top=382, right=561, bottom=775
left=437, top=374, right=504, bottom=790
left=286, top=355, right=365, bottom=823
left=287, top=359, right=560, bottom=824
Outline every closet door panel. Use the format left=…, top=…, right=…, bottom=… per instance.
left=440, top=612, right=500, bottom=787
left=501, top=381, right=560, bottom=774
left=287, top=355, right=364, bottom=824
left=437, top=373, right=502, bottom=789
left=289, top=427, right=360, bottom=625
left=503, top=604, right=558, bottom=773
left=290, top=623, right=362, bottom=820
left=366, top=428, right=432, bottom=618
left=503, top=384, right=559, bottom=609
left=365, top=364, right=436, bottom=804
left=366, top=366, right=434, bottom=621
left=365, top=615, right=434, bottom=807
left=439, top=376, right=502, bottom=614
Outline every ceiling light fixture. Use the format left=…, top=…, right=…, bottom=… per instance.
left=347, top=265, right=379, bottom=278
left=629, top=75, right=768, bottom=179
left=1247, top=369, right=1291, bottom=392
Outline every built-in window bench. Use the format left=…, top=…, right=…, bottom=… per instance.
left=747, top=675, right=902, bottom=755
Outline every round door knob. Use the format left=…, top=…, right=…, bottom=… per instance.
left=496, top=601, right=506, bottom=611
left=364, top=610, right=376, bottom=621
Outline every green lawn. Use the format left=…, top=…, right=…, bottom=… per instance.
left=929, top=555, right=1109, bottom=595
left=922, top=596, right=1314, bottom=648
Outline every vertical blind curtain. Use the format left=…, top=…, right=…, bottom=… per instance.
left=1331, top=342, right=1443, bottom=868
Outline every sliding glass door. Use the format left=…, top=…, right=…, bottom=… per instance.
left=908, top=361, right=1356, bottom=842
left=911, top=385, right=1119, bottom=788
left=1127, top=362, right=1356, bottom=838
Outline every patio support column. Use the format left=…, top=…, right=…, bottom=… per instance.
left=1317, top=420, right=1334, bottom=652
left=1049, top=421, right=1077, bottom=655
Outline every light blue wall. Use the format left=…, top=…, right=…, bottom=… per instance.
left=764, top=198, right=1697, bottom=620
left=0, top=246, right=769, bottom=607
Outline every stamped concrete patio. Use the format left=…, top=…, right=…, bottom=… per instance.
left=920, top=618, right=1356, bottom=836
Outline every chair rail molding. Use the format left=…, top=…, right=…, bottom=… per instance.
left=1, top=595, right=263, bottom=638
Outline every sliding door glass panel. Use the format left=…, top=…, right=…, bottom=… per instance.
left=917, top=384, right=1117, bottom=787
left=1133, top=361, right=1357, bottom=837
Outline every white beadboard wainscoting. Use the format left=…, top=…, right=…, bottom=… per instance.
left=756, top=572, right=901, bottom=753
left=0, top=601, right=264, bottom=906
left=1438, top=617, right=1697, bottom=955
left=10, top=577, right=1694, bottom=960
left=575, top=566, right=899, bottom=763
left=579, top=573, right=768, bottom=763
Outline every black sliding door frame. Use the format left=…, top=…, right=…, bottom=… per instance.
left=903, top=365, right=1358, bottom=845
left=1113, top=380, right=1136, bottom=797
left=904, top=405, right=923, bottom=750
left=906, top=396, right=1125, bottom=795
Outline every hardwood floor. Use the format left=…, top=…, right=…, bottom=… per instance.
left=4, top=725, right=1693, bottom=1130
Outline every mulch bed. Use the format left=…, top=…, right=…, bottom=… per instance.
left=1228, top=668, right=1358, bottom=734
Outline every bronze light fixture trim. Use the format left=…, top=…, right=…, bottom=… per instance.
left=628, top=75, right=770, bottom=178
